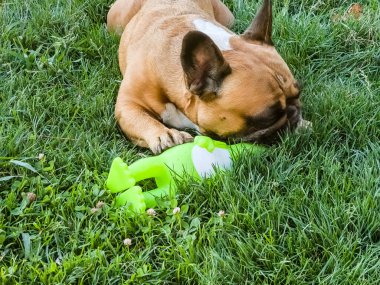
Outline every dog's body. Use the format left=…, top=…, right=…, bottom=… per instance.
left=107, top=0, right=303, bottom=153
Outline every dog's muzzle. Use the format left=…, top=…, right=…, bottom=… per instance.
left=241, top=104, right=305, bottom=144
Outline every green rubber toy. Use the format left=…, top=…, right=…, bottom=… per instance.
left=106, top=136, right=265, bottom=215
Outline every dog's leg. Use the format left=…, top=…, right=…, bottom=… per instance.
left=210, top=0, right=235, bottom=28
left=107, top=0, right=144, bottom=35
left=115, top=82, right=193, bottom=154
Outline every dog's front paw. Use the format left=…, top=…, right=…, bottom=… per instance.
left=148, top=129, right=193, bottom=154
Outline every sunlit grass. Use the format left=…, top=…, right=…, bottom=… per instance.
left=1, top=0, right=379, bottom=284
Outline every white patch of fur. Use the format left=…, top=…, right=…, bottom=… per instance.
left=161, top=103, right=199, bottom=131
left=193, top=19, right=233, bottom=51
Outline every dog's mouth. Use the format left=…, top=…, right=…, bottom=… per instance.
left=240, top=115, right=289, bottom=143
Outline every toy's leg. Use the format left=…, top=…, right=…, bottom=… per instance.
left=126, top=157, right=172, bottom=188
left=107, top=156, right=173, bottom=191
left=142, top=185, right=171, bottom=208
left=127, top=158, right=176, bottom=202
left=106, top=156, right=172, bottom=193
left=115, top=185, right=172, bottom=215
left=115, top=186, right=147, bottom=213
left=107, top=157, right=137, bottom=193
left=109, top=156, right=177, bottom=214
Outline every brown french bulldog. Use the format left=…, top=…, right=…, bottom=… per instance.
left=107, top=0, right=307, bottom=154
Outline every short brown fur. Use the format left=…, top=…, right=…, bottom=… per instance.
left=107, top=0, right=302, bottom=153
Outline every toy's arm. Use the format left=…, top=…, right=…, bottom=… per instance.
left=194, top=136, right=228, bottom=152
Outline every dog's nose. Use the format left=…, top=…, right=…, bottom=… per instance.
left=286, top=105, right=300, bottom=126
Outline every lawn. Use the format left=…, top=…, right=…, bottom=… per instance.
left=0, top=0, right=379, bottom=284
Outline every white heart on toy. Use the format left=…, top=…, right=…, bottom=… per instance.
left=191, top=146, right=232, bottom=178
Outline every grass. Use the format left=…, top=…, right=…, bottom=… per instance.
left=0, top=0, right=379, bottom=283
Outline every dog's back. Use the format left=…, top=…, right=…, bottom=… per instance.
left=107, top=0, right=234, bottom=35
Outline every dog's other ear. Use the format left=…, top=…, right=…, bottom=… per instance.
left=242, top=0, right=273, bottom=45
left=181, top=31, right=231, bottom=97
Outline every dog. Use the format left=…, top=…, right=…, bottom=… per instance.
left=107, top=0, right=307, bottom=154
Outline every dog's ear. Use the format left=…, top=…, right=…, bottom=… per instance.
left=242, top=0, right=273, bottom=45
left=181, top=31, right=231, bottom=97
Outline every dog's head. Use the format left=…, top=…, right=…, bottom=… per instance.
left=181, top=0, right=302, bottom=144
